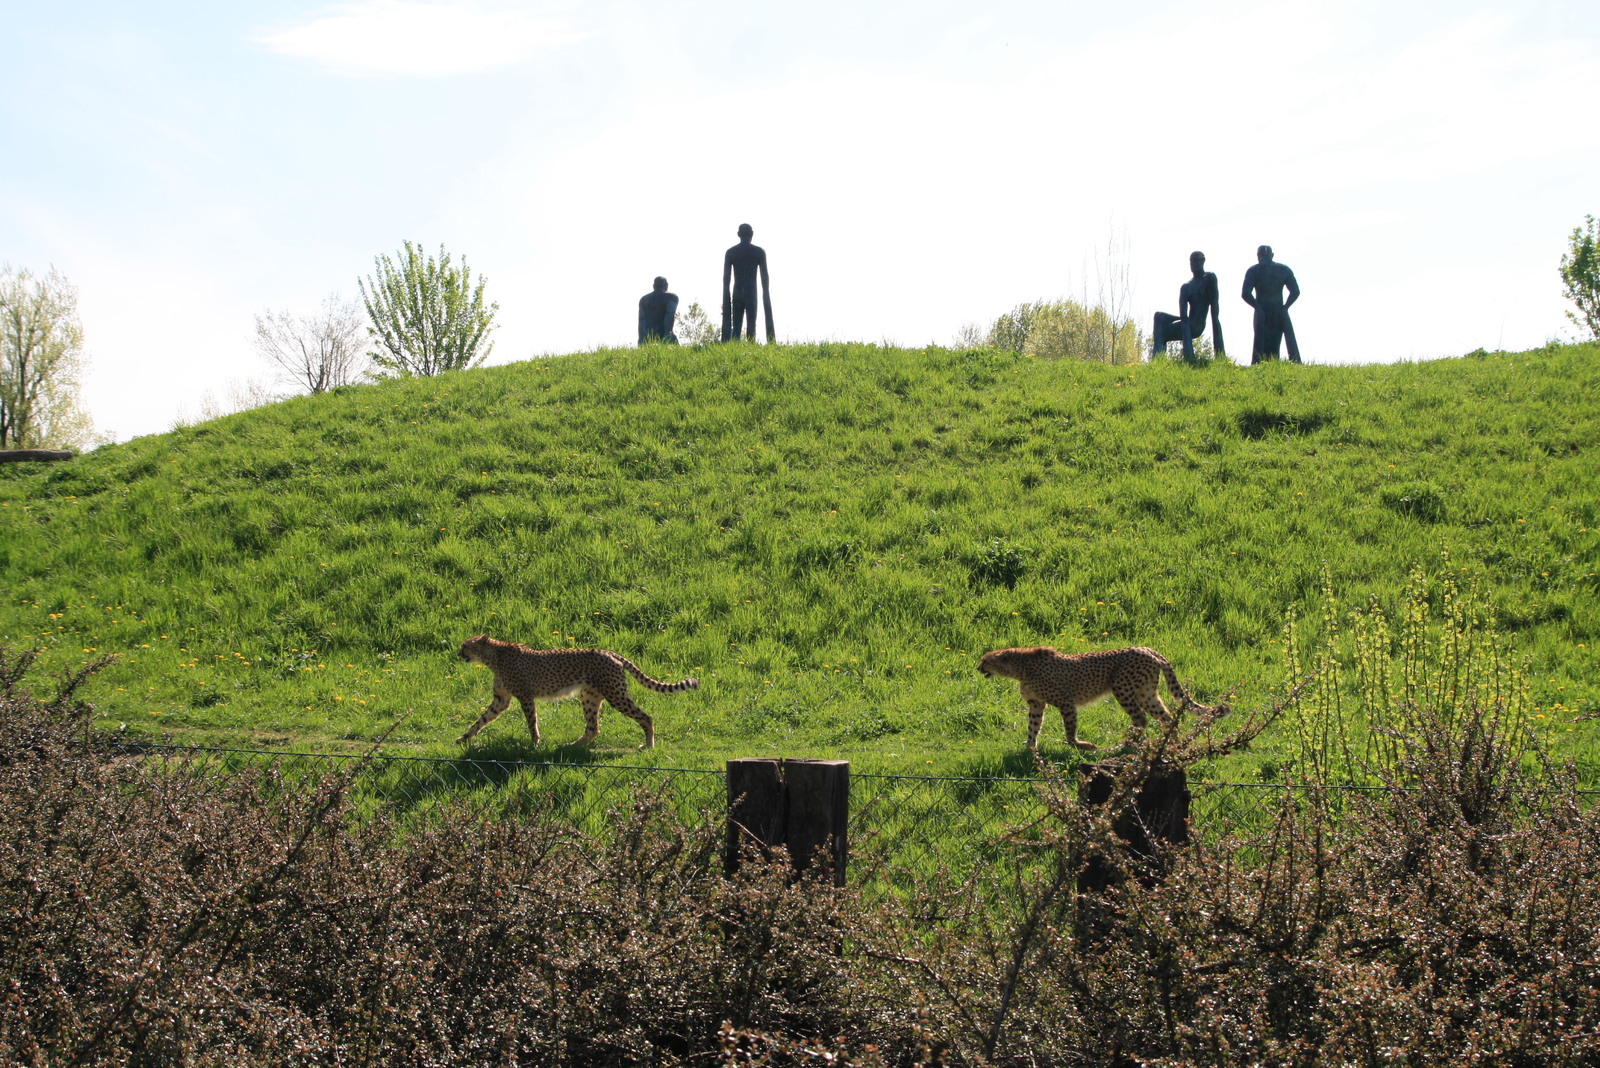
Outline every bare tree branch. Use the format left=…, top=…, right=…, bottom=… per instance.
left=254, top=294, right=369, bottom=394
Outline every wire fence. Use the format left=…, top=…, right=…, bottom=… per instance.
left=101, top=741, right=1524, bottom=897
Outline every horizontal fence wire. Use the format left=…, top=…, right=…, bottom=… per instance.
left=101, top=741, right=1596, bottom=899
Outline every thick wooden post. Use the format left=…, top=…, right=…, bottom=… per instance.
left=725, top=757, right=849, bottom=886
left=1077, top=762, right=1190, bottom=893
left=726, top=758, right=784, bottom=874
left=783, top=759, right=849, bottom=885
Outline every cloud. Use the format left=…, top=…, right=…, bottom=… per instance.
left=254, top=1, right=580, bottom=77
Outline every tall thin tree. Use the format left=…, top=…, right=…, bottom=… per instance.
left=0, top=264, right=94, bottom=449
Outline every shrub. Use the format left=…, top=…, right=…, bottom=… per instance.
left=4, top=640, right=1598, bottom=1065
left=0, top=647, right=910, bottom=1065
left=986, top=299, right=1145, bottom=364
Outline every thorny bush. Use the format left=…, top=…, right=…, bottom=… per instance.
left=2, top=646, right=1599, bottom=1065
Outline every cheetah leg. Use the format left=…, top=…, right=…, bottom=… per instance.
left=457, top=689, right=511, bottom=743
left=576, top=686, right=602, bottom=745
left=518, top=700, right=540, bottom=745
left=1058, top=703, right=1097, bottom=751
left=1026, top=699, right=1047, bottom=750
left=1115, top=692, right=1150, bottom=741
left=607, top=691, right=655, bottom=750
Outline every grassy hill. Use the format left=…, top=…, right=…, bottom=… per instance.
left=1, top=341, right=1597, bottom=777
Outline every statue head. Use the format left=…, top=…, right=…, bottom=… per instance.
left=1257, top=245, right=1274, bottom=262
left=652, top=276, right=669, bottom=292
left=1190, top=251, right=1206, bottom=274
left=737, top=223, right=754, bottom=240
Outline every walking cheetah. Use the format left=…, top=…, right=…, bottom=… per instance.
left=978, top=645, right=1214, bottom=751
left=456, top=635, right=698, bottom=749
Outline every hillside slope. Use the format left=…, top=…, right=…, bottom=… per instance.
left=1, top=342, right=1597, bottom=775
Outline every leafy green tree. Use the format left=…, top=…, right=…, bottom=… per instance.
left=358, top=242, right=498, bottom=377
left=675, top=301, right=721, bottom=347
left=0, top=264, right=95, bottom=449
left=986, top=299, right=1145, bottom=364
left=1560, top=214, right=1599, bottom=340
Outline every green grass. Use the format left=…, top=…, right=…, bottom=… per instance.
left=2, top=341, right=1597, bottom=778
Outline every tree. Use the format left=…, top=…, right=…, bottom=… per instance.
left=1084, top=224, right=1138, bottom=365
left=358, top=241, right=498, bottom=377
left=1560, top=214, right=1599, bottom=340
left=254, top=295, right=369, bottom=394
left=985, top=299, right=1146, bottom=364
left=982, top=226, right=1146, bottom=364
left=675, top=301, right=720, bottom=347
left=0, top=264, right=95, bottom=449
left=949, top=322, right=987, bottom=349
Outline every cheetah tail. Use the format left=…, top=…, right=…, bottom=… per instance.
left=616, top=655, right=700, bottom=693
left=1160, top=662, right=1208, bottom=713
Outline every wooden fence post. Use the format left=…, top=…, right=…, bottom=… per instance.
left=725, top=757, right=849, bottom=886
left=726, top=758, right=784, bottom=875
left=1077, top=762, right=1190, bottom=893
left=783, top=759, right=849, bottom=885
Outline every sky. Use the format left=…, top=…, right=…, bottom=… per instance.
left=2, top=0, right=1597, bottom=442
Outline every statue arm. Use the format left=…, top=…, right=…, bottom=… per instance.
left=1284, top=269, right=1300, bottom=309
left=1240, top=269, right=1258, bottom=308
left=758, top=249, right=774, bottom=342
left=638, top=296, right=649, bottom=345
left=1204, top=275, right=1224, bottom=353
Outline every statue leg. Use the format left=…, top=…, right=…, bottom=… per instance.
left=1283, top=315, right=1301, bottom=363
left=1252, top=307, right=1281, bottom=364
left=731, top=293, right=752, bottom=339
left=1265, top=308, right=1285, bottom=359
left=1152, top=312, right=1181, bottom=358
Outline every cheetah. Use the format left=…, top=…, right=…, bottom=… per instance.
left=978, top=645, right=1215, bottom=751
left=456, top=635, right=698, bottom=749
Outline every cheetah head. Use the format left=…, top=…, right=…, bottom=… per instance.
left=979, top=647, right=1038, bottom=680
left=459, top=635, right=492, bottom=664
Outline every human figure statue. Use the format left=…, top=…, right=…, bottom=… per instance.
left=722, top=223, right=774, bottom=342
left=1241, top=245, right=1301, bottom=364
left=1152, top=251, right=1225, bottom=362
left=638, top=276, right=679, bottom=345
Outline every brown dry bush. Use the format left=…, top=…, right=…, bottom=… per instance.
left=4, top=645, right=1600, bottom=1066
left=855, top=707, right=1600, bottom=1066
left=0, top=648, right=913, bottom=1065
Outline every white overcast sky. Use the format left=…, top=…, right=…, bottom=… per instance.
left=3, top=0, right=1597, bottom=441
